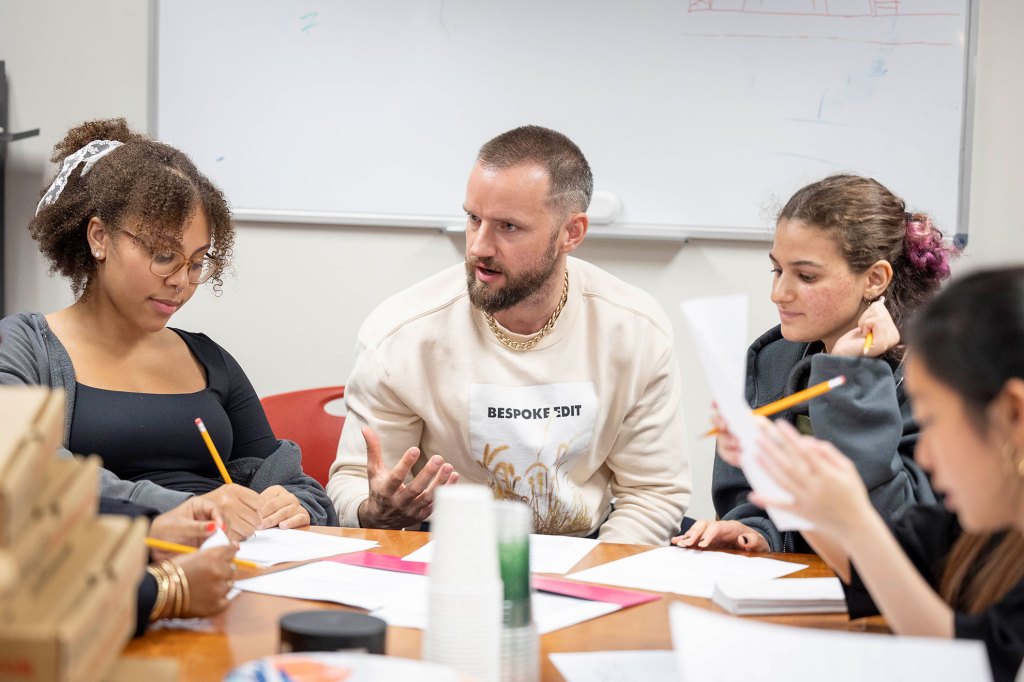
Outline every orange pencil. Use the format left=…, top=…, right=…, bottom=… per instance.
left=862, top=331, right=874, bottom=355
left=703, top=375, right=846, bottom=437
left=195, top=417, right=233, bottom=485
left=145, top=537, right=259, bottom=569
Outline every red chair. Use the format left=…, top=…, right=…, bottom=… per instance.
left=261, top=386, right=346, bottom=487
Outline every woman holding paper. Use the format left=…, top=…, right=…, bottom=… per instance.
left=676, top=175, right=956, bottom=553
left=0, top=119, right=337, bottom=539
left=750, top=267, right=1024, bottom=682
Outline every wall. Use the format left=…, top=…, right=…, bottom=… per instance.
left=3, top=0, right=1023, bottom=521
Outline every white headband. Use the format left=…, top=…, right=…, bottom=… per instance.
left=35, top=139, right=124, bottom=215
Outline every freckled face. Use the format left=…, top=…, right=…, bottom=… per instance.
left=769, top=219, right=869, bottom=351
left=907, top=356, right=1020, bottom=532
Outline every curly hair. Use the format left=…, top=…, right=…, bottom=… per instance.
left=28, top=118, right=234, bottom=297
left=778, top=174, right=958, bottom=339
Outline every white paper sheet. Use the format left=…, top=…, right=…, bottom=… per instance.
left=669, top=602, right=992, bottom=682
left=236, top=559, right=621, bottom=634
left=235, top=560, right=427, bottom=610
left=403, top=534, right=600, bottom=574
left=232, top=528, right=378, bottom=566
left=679, top=295, right=809, bottom=530
left=373, top=591, right=619, bottom=635
left=567, top=547, right=805, bottom=598
left=550, top=651, right=679, bottom=682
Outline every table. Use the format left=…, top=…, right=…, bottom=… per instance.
left=122, top=527, right=885, bottom=680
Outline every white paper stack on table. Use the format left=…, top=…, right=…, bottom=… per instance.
left=711, top=577, right=847, bottom=615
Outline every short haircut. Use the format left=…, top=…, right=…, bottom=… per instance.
left=477, top=125, right=593, bottom=218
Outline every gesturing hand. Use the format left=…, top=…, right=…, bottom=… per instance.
left=357, top=427, right=459, bottom=529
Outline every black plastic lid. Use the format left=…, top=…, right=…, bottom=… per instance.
left=279, top=611, right=387, bottom=654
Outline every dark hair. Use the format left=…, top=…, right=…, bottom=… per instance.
left=778, top=174, right=957, bottom=335
left=29, top=118, right=234, bottom=296
left=908, top=266, right=1024, bottom=426
left=906, top=266, right=1024, bottom=616
left=478, top=125, right=593, bottom=219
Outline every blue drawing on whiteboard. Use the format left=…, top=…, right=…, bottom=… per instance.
left=300, top=12, right=318, bottom=35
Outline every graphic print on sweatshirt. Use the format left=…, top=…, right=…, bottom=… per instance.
left=469, top=382, right=598, bottom=535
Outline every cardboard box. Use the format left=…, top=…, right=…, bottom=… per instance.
left=0, top=515, right=147, bottom=682
left=0, top=387, right=64, bottom=547
left=7, top=456, right=99, bottom=580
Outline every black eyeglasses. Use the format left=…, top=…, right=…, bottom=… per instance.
left=120, top=229, right=218, bottom=285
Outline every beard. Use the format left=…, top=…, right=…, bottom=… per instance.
left=465, top=235, right=560, bottom=315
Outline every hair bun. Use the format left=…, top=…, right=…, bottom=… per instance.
left=905, top=214, right=956, bottom=281
left=51, top=118, right=135, bottom=164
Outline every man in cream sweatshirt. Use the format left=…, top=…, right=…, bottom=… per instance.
left=327, top=125, right=690, bottom=545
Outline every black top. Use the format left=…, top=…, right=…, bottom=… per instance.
left=844, top=504, right=1024, bottom=682
left=69, top=329, right=278, bottom=495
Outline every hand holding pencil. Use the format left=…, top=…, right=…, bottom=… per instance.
left=194, top=417, right=262, bottom=541
left=833, top=296, right=898, bottom=358
left=704, top=375, right=847, bottom=439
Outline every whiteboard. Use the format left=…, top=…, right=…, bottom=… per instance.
left=156, top=0, right=974, bottom=240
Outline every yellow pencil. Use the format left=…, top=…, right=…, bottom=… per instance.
left=195, top=417, right=233, bottom=485
left=145, top=537, right=259, bottom=569
left=703, top=375, right=846, bottom=437
left=862, top=331, right=874, bottom=355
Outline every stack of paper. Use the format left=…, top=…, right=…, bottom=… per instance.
left=711, top=577, right=847, bottom=615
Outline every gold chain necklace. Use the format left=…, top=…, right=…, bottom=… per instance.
left=484, top=270, right=569, bottom=352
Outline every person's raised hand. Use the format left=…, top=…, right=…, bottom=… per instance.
left=672, top=519, right=769, bottom=552
left=258, top=485, right=311, bottom=530
left=356, top=427, right=459, bottom=529
left=832, top=297, right=899, bottom=357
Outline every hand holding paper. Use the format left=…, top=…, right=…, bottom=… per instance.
left=679, top=295, right=810, bottom=531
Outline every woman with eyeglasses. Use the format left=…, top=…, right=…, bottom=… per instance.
left=0, top=118, right=337, bottom=539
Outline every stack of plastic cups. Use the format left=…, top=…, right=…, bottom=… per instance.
left=422, top=485, right=503, bottom=682
left=495, top=500, right=539, bottom=682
